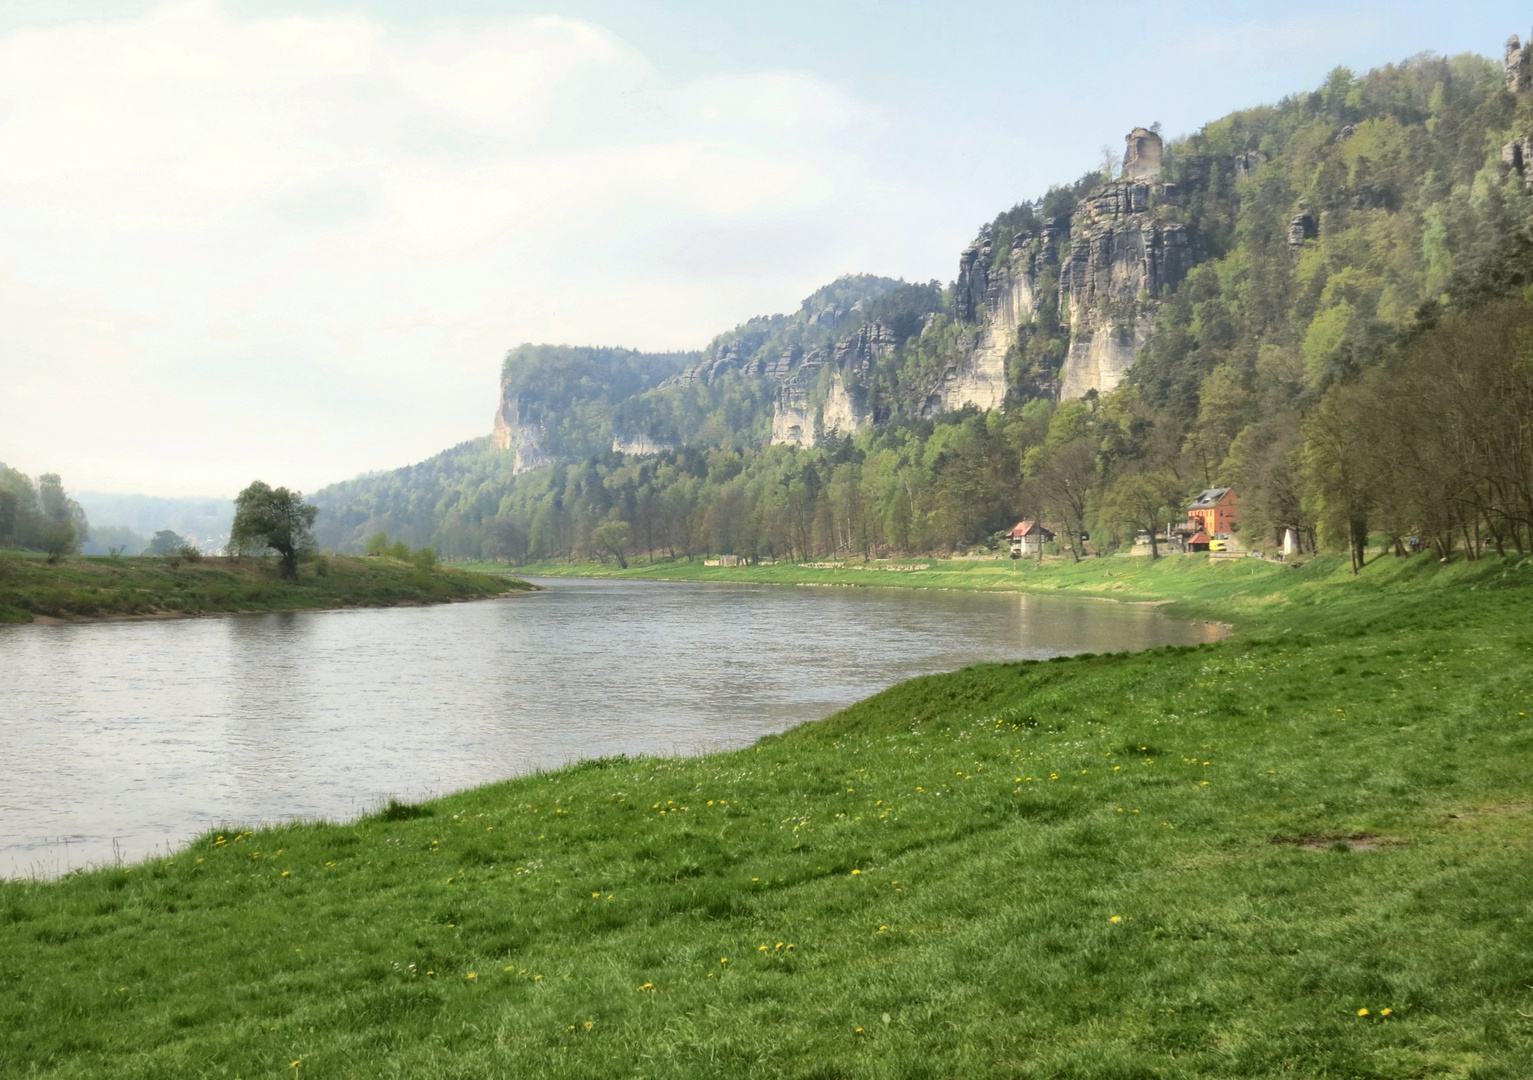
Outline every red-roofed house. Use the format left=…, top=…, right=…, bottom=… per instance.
left=1187, top=488, right=1239, bottom=538
left=1009, top=520, right=1055, bottom=557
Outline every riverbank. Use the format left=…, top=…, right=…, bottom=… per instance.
left=460, top=550, right=1376, bottom=631
left=0, top=551, right=531, bottom=624
left=4, top=554, right=1532, bottom=1077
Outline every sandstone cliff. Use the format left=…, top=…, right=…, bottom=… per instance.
left=940, top=127, right=1198, bottom=405
left=491, top=388, right=556, bottom=474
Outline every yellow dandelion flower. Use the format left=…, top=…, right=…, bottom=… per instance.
left=534, top=974, right=543, bottom=981
left=281, top=870, right=290, bottom=877
left=1381, top=1008, right=1392, bottom=1016
left=759, top=945, right=768, bottom=951
left=851, top=869, right=861, bottom=876
left=466, top=973, right=476, bottom=980
left=1110, top=916, right=1121, bottom=923
left=1357, top=1008, right=1369, bottom=1016
left=584, top=1021, right=594, bottom=1030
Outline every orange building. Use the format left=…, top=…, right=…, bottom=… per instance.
left=1188, top=488, right=1239, bottom=538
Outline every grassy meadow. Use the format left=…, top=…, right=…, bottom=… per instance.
left=4, top=553, right=1533, bottom=1077
left=0, top=550, right=529, bottom=624
left=458, top=549, right=1300, bottom=610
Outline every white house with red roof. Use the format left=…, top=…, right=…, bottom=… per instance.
left=1009, top=520, right=1055, bottom=557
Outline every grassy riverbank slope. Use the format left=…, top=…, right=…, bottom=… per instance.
left=462, top=551, right=1322, bottom=624
left=0, top=551, right=529, bottom=624
left=5, top=554, right=1533, bottom=1078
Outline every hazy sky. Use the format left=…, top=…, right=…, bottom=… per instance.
left=1, top=1, right=1527, bottom=496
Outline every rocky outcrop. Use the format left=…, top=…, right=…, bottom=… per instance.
left=767, top=318, right=896, bottom=445
left=937, top=127, right=1198, bottom=405
left=1509, top=35, right=1529, bottom=92
left=491, top=388, right=556, bottom=474
left=1288, top=213, right=1318, bottom=251
left=1234, top=150, right=1267, bottom=180
left=1057, top=182, right=1194, bottom=398
left=819, top=372, right=871, bottom=438
left=1122, top=127, right=1163, bottom=182
left=611, top=433, right=673, bottom=456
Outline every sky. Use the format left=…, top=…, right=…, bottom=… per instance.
left=1, top=1, right=1528, bottom=497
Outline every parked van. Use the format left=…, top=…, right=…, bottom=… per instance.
left=1208, top=539, right=1228, bottom=552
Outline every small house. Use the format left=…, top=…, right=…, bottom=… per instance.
left=1009, top=520, right=1055, bottom=557
left=1187, top=531, right=1211, bottom=553
left=1188, top=487, right=1239, bottom=538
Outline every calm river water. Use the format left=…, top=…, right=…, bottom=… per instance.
left=0, top=577, right=1222, bottom=876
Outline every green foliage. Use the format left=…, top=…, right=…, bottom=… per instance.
left=144, top=529, right=187, bottom=556
left=314, top=410, right=1042, bottom=562
left=0, top=468, right=88, bottom=558
left=0, top=553, right=526, bottom=622
left=4, top=556, right=1533, bottom=1076
left=231, top=481, right=319, bottom=580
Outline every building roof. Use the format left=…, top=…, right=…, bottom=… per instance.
left=1009, top=520, right=1053, bottom=538
left=1189, top=531, right=1210, bottom=545
left=1188, top=487, right=1235, bottom=510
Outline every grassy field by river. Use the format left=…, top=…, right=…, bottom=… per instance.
left=0, top=551, right=528, bottom=624
left=4, top=553, right=1533, bottom=1078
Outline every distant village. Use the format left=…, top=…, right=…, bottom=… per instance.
left=1007, top=487, right=1289, bottom=561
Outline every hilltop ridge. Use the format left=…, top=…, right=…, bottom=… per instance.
left=312, top=25, right=1533, bottom=563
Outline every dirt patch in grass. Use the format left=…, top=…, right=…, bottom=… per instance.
left=1270, top=833, right=1391, bottom=852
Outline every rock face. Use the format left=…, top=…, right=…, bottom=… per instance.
left=611, top=433, right=673, bottom=456
left=1288, top=213, right=1318, bottom=251
left=768, top=320, right=891, bottom=445
left=1057, top=182, right=1194, bottom=398
left=1508, top=34, right=1529, bottom=92
left=1234, top=150, right=1266, bottom=180
left=942, top=129, right=1198, bottom=405
left=1122, top=127, right=1163, bottom=181
left=491, top=388, right=556, bottom=474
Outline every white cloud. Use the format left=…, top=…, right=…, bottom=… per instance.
left=0, top=1, right=951, bottom=495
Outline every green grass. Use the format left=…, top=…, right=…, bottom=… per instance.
left=0, top=551, right=530, bottom=624
left=458, top=550, right=1308, bottom=609
left=5, top=554, right=1533, bottom=1077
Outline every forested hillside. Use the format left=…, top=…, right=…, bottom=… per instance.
left=313, top=37, right=1533, bottom=566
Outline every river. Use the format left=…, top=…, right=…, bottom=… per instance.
left=0, top=576, right=1223, bottom=876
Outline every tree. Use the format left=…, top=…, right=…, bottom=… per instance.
left=365, top=531, right=389, bottom=556
left=37, top=473, right=86, bottom=563
left=590, top=519, right=632, bottom=569
left=1101, top=470, right=1184, bottom=558
left=231, top=481, right=318, bottom=580
left=145, top=530, right=187, bottom=556
left=1025, top=436, right=1098, bottom=562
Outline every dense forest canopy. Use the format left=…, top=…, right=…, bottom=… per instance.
left=313, top=44, right=1533, bottom=567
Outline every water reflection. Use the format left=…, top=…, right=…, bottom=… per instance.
left=0, top=577, right=1222, bottom=876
